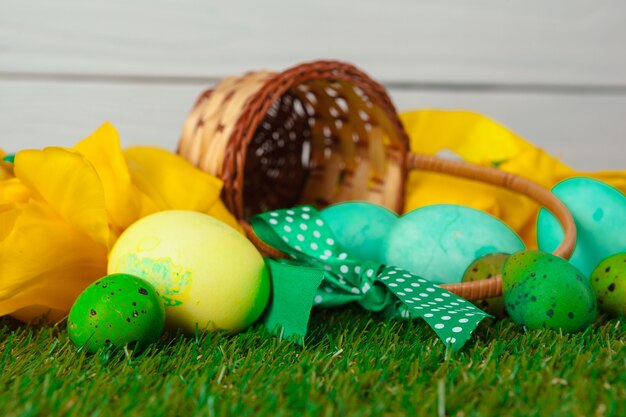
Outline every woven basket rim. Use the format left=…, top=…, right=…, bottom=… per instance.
left=221, top=59, right=410, bottom=219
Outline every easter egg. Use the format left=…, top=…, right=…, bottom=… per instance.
left=108, top=210, right=269, bottom=334
left=462, top=253, right=509, bottom=318
left=381, top=204, right=525, bottom=284
left=537, top=177, right=626, bottom=278
left=67, top=274, right=165, bottom=353
left=590, top=253, right=626, bottom=317
left=321, top=202, right=398, bottom=262
left=502, top=250, right=596, bottom=333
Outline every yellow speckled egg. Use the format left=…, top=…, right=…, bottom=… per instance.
left=108, top=210, right=270, bottom=334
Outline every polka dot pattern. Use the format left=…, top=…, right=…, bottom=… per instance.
left=254, top=206, right=492, bottom=351
left=377, top=266, right=490, bottom=350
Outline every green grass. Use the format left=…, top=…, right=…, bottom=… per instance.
left=0, top=309, right=624, bottom=417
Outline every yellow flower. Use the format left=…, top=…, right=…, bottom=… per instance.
left=0, top=149, right=14, bottom=180
left=401, top=110, right=626, bottom=247
left=0, top=123, right=240, bottom=322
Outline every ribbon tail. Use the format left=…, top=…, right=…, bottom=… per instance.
left=425, top=313, right=490, bottom=352
left=260, top=259, right=325, bottom=344
left=376, top=266, right=492, bottom=352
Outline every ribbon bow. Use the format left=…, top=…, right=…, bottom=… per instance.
left=252, top=206, right=492, bottom=351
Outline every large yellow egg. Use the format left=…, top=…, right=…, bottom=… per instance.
left=108, top=210, right=269, bottom=334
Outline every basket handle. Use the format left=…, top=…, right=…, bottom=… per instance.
left=243, top=152, right=577, bottom=301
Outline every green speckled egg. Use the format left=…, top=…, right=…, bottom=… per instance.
left=68, top=274, right=165, bottom=353
left=462, top=253, right=509, bottom=318
left=502, top=250, right=596, bottom=333
left=590, top=253, right=626, bottom=317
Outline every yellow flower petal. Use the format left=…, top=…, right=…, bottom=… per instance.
left=0, top=203, right=107, bottom=318
left=0, top=149, right=14, bottom=180
left=125, top=146, right=242, bottom=232
left=124, top=146, right=222, bottom=210
left=74, top=122, right=145, bottom=235
left=0, top=178, right=31, bottom=206
left=0, top=178, right=32, bottom=242
left=0, top=206, right=20, bottom=241
left=10, top=306, right=67, bottom=323
left=206, top=198, right=243, bottom=232
left=14, top=147, right=110, bottom=248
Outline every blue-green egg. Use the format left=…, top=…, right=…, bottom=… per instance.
left=590, top=253, right=626, bottom=317
left=537, top=177, right=626, bottom=278
left=462, top=253, right=509, bottom=318
left=502, top=250, right=596, bottom=333
left=381, top=205, right=525, bottom=284
left=320, top=201, right=398, bottom=262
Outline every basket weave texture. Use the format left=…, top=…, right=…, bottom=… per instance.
left=179, top=61, right=408, bottom=220
left=178, top=60, right=576, bottom=301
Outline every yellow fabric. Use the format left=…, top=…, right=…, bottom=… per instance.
left=0, top=123, right=241, bottom=321
left=401, top=110, right=626, bottom=246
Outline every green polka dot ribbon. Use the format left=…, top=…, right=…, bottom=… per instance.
left=252, top=206, right=492, bottom=351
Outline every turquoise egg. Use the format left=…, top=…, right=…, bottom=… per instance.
left=381, top=205, right=525, bottom=284
left=503, top=250, right=596, bottom=333
left=537, top=177, right=626, bottom=278
left=321, top=201, right=398, bottom=262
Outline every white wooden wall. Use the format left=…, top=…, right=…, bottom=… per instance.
left=1, top=0, right=625, bottom=170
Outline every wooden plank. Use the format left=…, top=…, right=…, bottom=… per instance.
left=0, top=80, right=200, bottom=150
left=1, top=79, right=624, bottom=171
left=1, top=0, right=626, bottom=86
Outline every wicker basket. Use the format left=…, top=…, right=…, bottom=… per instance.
left=178, top=60, right=576, bottom=300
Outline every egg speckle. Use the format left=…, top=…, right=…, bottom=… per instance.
left=462, top=253, right=509, bottom=318
left=67, top=274, right=165, bottom=353
left=502, top=250, right=596, bottom=332
left=590, top=253, right=626, bottom=317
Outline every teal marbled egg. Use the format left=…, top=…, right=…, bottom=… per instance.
left=68, top=274, right=165, bottom=353
left=590, top=253, right=626, bottom=317
left=537, top=177, right=626, bottom=278
left=502, top=250, right=596, bottom=333
left=381, top=204, right=525, bottom=284
left=462, top=253, right=509, bottom=318
left=321, top=201, right=398, bottom=262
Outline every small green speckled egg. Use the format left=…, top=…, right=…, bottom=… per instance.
left=590, top=253, right=626, bottom=317
left=502, top=250, right=596, bottom=333
left=462, top=253, right=509, bottom=318
left=68, top=274, right=165, bottom=353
